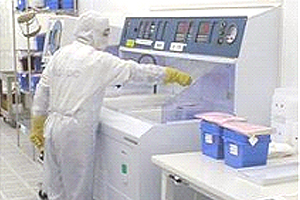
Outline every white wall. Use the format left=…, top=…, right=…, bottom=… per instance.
left=78, top=0, right=297, bottom=88
left=83, top=0, right=282, bottom=25
left=0, top=1, right=14, bottom=71
left=281, top=0, right=298, bottom=88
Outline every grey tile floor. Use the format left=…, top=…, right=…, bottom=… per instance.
left=0, top=117, right=43, bottom=200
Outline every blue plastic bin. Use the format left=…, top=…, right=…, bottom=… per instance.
left=17, top=0, right=26, bottom=11
left=18, top=73, right=41, bottom=92
left=201, top=120, right=224, bottom=159
left=62, top=0, right=73, bottom=9
left=35, top=33, right=46, bottom=52
left=18, top=73, right=29, bottom=91
left=223, top=128, right=271, bottom=168
left=46, top=0, right=59, bottom=10
left=31, top=74, right=41, bottom=93
left=46, top=0, right=73, bottom=10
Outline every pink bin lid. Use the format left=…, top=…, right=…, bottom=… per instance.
left=194, top=112, right=246, bottom=125
left=222, top=121, right=272, bottom=137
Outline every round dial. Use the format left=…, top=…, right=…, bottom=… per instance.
left=49, top=20, right=63, bottom=55
left=225, top=24, right=238, bottom=44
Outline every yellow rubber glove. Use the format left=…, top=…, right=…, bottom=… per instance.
left=164, top=67, right=192, bottom=86
left=30, top=115, right=47, bottom=151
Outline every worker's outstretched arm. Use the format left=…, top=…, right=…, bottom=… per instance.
left=100, top=53, right=192, bottom=87
left=163, top=67, right=192, bottom=86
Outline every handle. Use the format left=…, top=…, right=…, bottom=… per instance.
left=169, top=174, right=188, bottom=186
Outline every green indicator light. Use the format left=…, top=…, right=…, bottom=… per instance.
left=121, top=164, right=128, bottom=174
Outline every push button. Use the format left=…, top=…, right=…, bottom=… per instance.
left=125, top=39, right=135, bottom=48
left=220, top=21, right=226, bottom=28
left=218, top=37, right=224, bottom=44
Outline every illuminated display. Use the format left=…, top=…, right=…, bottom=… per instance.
left=175, top=21, right=191, bottom=42
left=177, top=22, right=190, bottom=34
left=196, top=22, right=212, bottom=43
left=199, top=22, right=211, bottom=35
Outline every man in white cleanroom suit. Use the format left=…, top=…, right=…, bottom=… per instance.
left=30, top=11, right=192, bottom=200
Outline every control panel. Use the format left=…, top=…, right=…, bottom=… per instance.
left=120, top=17, right=247, bottom=58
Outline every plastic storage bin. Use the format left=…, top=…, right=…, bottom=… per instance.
left=45, top=0, right=59, bottom=10
left=222, top=121, right=272, bottom=168
left=17, top=0, right=26, bottom=11
left=31, top=74, right=41, bottom=93
left=35, top=33, right=46, bottom=52
left=45, top=0, right=73, bottom=10
left=200, top=120, right=224, bottom=159
left=62, top=0, right=73, bottom=9
left=18, top=73, right=29, bottom=91
left=196, top=112, right=245, bottom=159
left=18, top=73, right=41, bottom=92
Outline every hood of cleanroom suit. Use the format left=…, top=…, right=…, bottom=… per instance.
left=32, top=11, right=167, bottom=200
left=74, top=10, right=110, bottom=50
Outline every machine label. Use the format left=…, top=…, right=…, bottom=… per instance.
left=229, top=143, right=238, bottom=156
left=135, top=39, right=153, bottom=46
left=248, top=136, right=258, bottom=146
left=170, top=42, right=187, bottom=52
left=154, top=41, right=165, bottom=50
left=205, top=134, right=213, bottom=144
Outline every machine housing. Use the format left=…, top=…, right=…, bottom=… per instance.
left=94, top=5, right=281, bottom=200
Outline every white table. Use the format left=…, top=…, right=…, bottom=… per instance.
left=152, top=152, right=298, bottom=200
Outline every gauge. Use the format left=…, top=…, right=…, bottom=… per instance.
left=49, top=20, right=62, bottom=55
left=225, top=24, right=238, bottom=44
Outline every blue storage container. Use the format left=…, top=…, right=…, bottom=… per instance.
left=18, top=73, right=29, bottom=91
left=46, top=0, right=73, bottom=10
left=33, top=56, right=42, bottom=72
left=201, top=120, right=224, bottom=159
left=35, top=33, right=46, bottom=52
left=18, top=73, right=41, bottom=93
left=196, top=112, right=245, bottom=160
left=17, top=0, right=26, bottom=11
left=31, top=74, right=41, bottom=93
left=46, top=0, right=59, bottom=10
left=62, top=0, right=73, bottom=9
left=222, top=122, right=271, bottom=168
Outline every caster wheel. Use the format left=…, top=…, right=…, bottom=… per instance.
left=11, top=121, right=17, bottom=128
left=38, top=190, right=48, bottom=200
left=39, top=151, right=44, bottom=161
left=37, top=151, right=44, bottom=164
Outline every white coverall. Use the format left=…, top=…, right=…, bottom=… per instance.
left=32, top=11, right=169, bottom=200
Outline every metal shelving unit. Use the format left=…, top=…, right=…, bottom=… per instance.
left=0, top=70, right=18, bottom=127
left=11, top=0, right=78, bottom=160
